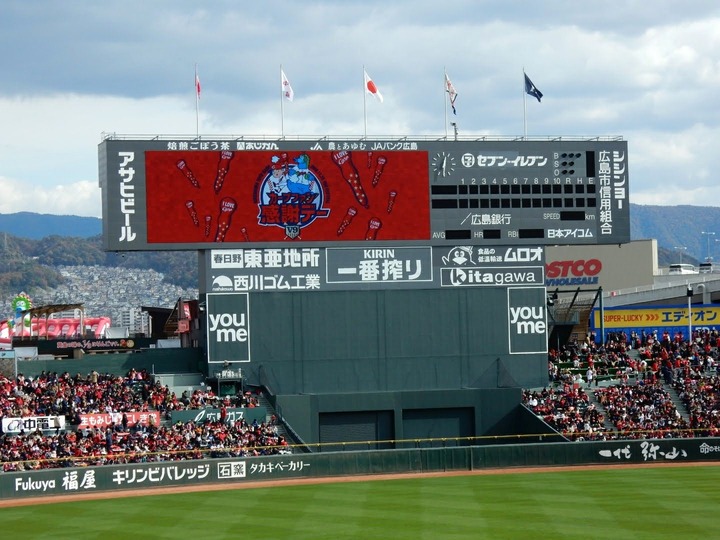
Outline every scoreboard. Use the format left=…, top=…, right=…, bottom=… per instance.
left=99, top=136, right=629, bottom=251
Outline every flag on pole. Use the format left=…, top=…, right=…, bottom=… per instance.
left=194, top=65, right=201, bottom=137
left=445, top=72, right=458, bottom=114
left=524, top=73, right=542, bottom=102
left=364, top=69, right=383, bottom=102
left=281, top=69, right=294, bottom=102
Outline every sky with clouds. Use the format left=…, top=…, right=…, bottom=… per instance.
left=1, top=0, right=718, bottom=218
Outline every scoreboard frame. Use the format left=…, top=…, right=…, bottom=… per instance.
left=99, top=135, right=629, bottom=251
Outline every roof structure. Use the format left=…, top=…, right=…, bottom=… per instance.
left=20, top=303, right=85, bottom=319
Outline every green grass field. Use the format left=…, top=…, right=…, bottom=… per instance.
left=1, top=466, right=718, bottom=539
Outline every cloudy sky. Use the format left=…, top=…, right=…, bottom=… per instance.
left=1, top=1, right=718, bottom=218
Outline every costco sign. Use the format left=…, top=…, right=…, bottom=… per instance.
left=545, top=259, right=601, bottom=287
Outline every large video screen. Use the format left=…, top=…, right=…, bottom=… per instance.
left=99, top=137, right=630, bottom=251
left=144, top=149, right=429, bottom=244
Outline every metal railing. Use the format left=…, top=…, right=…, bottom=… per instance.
left=101, top=132, right=624, bottom=143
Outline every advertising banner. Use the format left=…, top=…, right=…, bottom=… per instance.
left=2, top=415, right=66, bottom=434
left=507, top=287, right=548, bottom=354
left=206, top=293, right=251, bottom=364
left=204, top=245, right=544, bottom=293
left=77, top=411, right=161, bottom=429
left=2, top=438, right=719, bottom=500
left=590, top=304, right=720, bottom=342
left=169, top=407, right=266, bottom=425
left=592, top=305, right=720, bottom=330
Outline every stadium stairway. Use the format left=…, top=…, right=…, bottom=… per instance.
left=585, top=385, right=616, bottom=432
left=254, top=390, right=292, bottom=443
left=662, top=381, right=691, bottom=423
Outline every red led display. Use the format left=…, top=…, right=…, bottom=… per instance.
left=145, top=150, right=430, bottom=243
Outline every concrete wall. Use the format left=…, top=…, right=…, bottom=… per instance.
left=16, top=348, right=205, bottom=378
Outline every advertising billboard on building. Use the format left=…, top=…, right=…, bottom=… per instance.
left=99, top=136, right=630, bottom=251
left=206, top=293, right=250, bottom=364
left=545, top=240, right=656, bottom=292
left=202, top=245, right=545, bottom=293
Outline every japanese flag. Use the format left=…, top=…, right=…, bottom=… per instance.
left=195, top=73, right=201, bottom=99
left=364, top=69, right=383, bottom=103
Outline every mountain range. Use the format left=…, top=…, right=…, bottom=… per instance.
left=1, top=204, right=719, bottom=259
left=0, top=212, right=102, bottom=240
left=630, top=204, right=720, bottom=264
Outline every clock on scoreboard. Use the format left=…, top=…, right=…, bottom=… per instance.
left=428, top=139, right=629, bottom=246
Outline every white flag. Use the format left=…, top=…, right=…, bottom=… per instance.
left=445, top=72, right=457, bottom=114
left=281, top=69, right=294, bottom=102
left=364, top=69, right=383, bottom=103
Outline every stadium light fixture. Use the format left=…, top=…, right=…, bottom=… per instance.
left=701, top=231, right=716, bottom=261
left=673, top=246, right=687, bottom=264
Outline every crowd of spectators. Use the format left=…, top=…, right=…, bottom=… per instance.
left=522, top=387, right=611, bottom=441
left=6, top=327, right=720, bottom=469
left=163, top=386, right=259, bottom=416
left=0, top=369, right=285, bottom=472
left=1, top=369, right=161, bottom=422
left=593, top=382, right=691, bottom=439
left=673, top=374, right=720, bottom=437
left=528, top=328, right=720, bottom=441
left=1, top=417, right=288, bottom=472
left=549, top=328, right=720, bottom=387
left=547, top=337, right=639, bottom=387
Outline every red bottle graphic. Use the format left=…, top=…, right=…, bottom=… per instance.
left=241, top=227, right=250, bottom=242
left=176, top=159, right=200, bottom=188
left=372, top=156, right=387, bottom=187
left=214, top=151, right=235, bottom=194
left=365, top=217, right=382, bottom=240
left=331, top=150, right=369, bottom=208
left=215, top=197, right=237, bottom=242
left=386, top=190, right=397, bottom=214
left=204, top=215, right=212, bottom=237
left=336, top=207, right=358, bottom=236
left=367, top=151, right=373, bottom=168
left=186, top=200, right=199, bottom=226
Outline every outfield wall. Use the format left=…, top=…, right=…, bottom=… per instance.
left=3, top=438, right=719, bottom=500
left=274, top=388, right=536, bottom=447
left=15, top=348, right=205, bottom=378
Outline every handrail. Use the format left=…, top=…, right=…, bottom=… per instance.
left=100, top=132, right=624, bottom=143
left=260, top=387, right=311, bottom=453
left=604, top=275, right=720, bottom=299
left=1, top=428, right=714, bottom=471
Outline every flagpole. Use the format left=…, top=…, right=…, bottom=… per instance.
left=444, top=68, right=448, bottom=139
left=522, top=68, right=528, bottom=139
left=280, top=65, right=285, bottom=138
left=363, top=65, right=368, bottom=138
left=195, top=63, right=200, bottom=138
